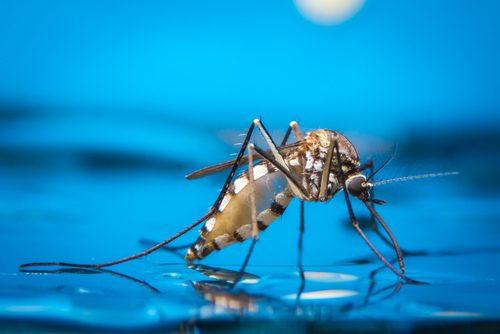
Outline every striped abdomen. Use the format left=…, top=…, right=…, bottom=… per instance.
left=185, top=162, right=294, bottom=262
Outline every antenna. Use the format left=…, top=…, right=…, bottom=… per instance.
left=372, top=171, right=459, bottom=186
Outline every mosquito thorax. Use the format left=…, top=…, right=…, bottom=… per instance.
left=287, top=129, right=360, bottom=202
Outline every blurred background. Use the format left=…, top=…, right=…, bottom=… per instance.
left=1, top=0, right=500, bottom=331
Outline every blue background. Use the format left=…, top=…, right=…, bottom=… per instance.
left=0, top=0, right=499, bottom=331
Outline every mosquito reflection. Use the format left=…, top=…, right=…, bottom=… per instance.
left=19, top=257, right=408, bottom=319
left=185, top=263, right=406, bottom=320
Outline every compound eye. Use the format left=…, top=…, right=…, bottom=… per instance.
left=346, top=175, right=366, bottom=197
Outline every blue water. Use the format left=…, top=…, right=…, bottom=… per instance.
left=1, top=1, right=500, bottom=332
left=0, top=112, right=499, bottom=333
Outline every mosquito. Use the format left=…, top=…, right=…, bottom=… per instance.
left=20, top=119, right=457, bottom=283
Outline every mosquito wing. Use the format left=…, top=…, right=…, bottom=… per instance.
left=185, top=141, right=303, bottom=180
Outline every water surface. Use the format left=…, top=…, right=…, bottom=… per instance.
left=1, top=112, right=499, bottom=333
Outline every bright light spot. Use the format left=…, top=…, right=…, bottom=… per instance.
left=294, top=0, right=365, bottom=25
left=240, top=278, right=260, bottom=284
left=299, top=271, right=358, bottom=282
left=284, top=289, right=358, bottom=300
left=163, top=272, right=181, bottom=278
left=77, top=288, right=90, bottom=294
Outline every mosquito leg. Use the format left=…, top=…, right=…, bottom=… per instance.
left=367, top=163, right=420, bottom=258
left=253, top=119, right=286, bottom=166
left=188, top=121, right=302, bottom=180
left=298, top=201, right=305, bottom=269
left=332, top=139, right=416, bottom=283
left=363, top=259, right=397, bottom=306
left=139, top=239, right=192, bottom=251
left=367, top=163, right=390, bottom=248
left=212, top=121, right=257, bottom=209
left=369, top=163, right=376, bottom=224
left=357, top=160, right=374, bottom=173
left=281, top=123, right=293, bottom=146
left=248, top=144, right=259, bottom=240
left=318, top=135, right=337, bottom=201
left=365, top=262, right=404, bottom=308
left=291, top=121, right=302, bottom=142
left=367, top=162, right=396, bottom=249
left=231, top=119, right=308, bottom=287
left=251, top=144, right=309, bottom=198
left=364, top=281, right=403, bottom=307
left=138, top=239, right=190, bottom=260
left=363, top=202, right=406, bottom=274
left=233, top=119, right=306, bottom=287
left=19, top=212, right=212, bottom=269
left=346, top=197, right=413, bottom=281
left=296, top=201, right=306, bottom=305
left=281, top=121, right=302, bottom=146
left=232, top=144, right=259, bottom=288
left=253, top=119, right=308, bottom=199
left=372, top=221, right=401, bottom=252
left=232, top=130, right=307, bottom=288
left=21, top=120, right=260, bottom=269
left=368, top=215, right=424, bottom=258
left=369, top=275, right=404, bottom=305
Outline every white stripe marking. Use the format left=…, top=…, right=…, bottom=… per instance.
left=233, top=176, right=248, bottom=194
left=256, top=209, right=276, bottom=225
left=219, top=194, right=231, bottom=212
left=253, top=164, right=268, bottom=180
left=204, top=217, right=216, bottom=232
left=275, top=191, right=293, bottom=207
left=236, top=224, right=252, bottom=240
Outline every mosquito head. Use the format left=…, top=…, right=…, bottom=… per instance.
left=345, top=174, right=372, bottom=199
